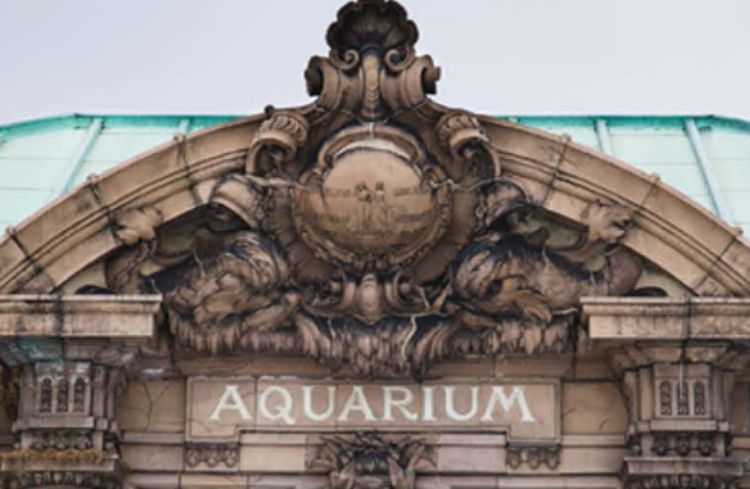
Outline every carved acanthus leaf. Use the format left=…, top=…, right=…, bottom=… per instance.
left=96, top=0, right=654, bottom=377
left=113, top=206, right=162, bottom=245
left=310, top=432, right=434, bottom=489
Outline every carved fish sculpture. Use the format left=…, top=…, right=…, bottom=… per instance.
left=452, top=231, right=642, bottom=325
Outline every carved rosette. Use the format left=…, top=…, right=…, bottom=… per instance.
left=98, top=0, right=648, bottom=376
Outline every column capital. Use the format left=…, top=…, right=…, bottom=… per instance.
left=582, top=297, right=749, bottom=488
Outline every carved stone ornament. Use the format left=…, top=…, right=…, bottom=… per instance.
left=101, top=0, right=650, bottom=376
left=626, top=475, right=737, bottom=489
left=185, top=443, right=239, bottom=469
left=309, top=432, right=434, bottom=489
left=2, top=471, right=119, bottom=489
left=506, top=444, right=560, bottom=470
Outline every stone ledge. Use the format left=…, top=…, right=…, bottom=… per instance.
left=582, top=297, right=750, bottom=341
left=624, top=456, right=743, bottom=477
left=0, top=294, right=161, bottom=337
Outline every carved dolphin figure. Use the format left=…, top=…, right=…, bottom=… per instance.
left=451, top=231, right=642, bottom=324
left=166, top=231, right=300, bottom=353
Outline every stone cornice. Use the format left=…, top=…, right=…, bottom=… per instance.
left=582, top=297, right=750, bottom=341
left=0, top=294, right=161, bottom=338
left=0, top=116, right=749, bottom=299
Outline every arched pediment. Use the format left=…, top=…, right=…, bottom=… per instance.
left=1, top=0, right=749, bottom=378
left=1, top=115, right=747, bottom=298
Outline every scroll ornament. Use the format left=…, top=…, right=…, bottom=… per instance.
left=101, top=0, right=651, bottom=377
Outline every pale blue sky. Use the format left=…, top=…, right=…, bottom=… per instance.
left=1, top=0, right=749, bottom=124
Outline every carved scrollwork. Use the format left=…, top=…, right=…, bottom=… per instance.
left=309, top=432, right=434, bottom=489
left=247, top=109, right=309, bottom=175
left=437, top=111, right=501, bottom=178
left=305, top=0, right=439, bottom=120
left=105, top=205, right=163, bottom=293
left=99, top=0, right=654, bottom=377
left=166, top=231, right=299, bottom=353
left=113, top=206, right=163, bottom=246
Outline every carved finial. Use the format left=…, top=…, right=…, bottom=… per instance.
left=306, top=0, right=440, bottom=120
left=326, top=0, right=418, bottom=70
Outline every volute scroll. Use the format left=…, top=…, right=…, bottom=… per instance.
left=95, top=0, right=655, bottom=377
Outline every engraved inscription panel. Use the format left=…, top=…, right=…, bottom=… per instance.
left=186, top=378, right=560, bottom=443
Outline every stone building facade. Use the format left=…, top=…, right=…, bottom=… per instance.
left=0, top=1, right=750, bottom=488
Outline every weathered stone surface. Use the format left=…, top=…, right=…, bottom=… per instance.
left=1, top=1, right=750, bottom=489
left=583, top=297, right=750, bottom=341
left=562, top=382, right=627, bottom=435
left=120, top=444, right=184, bottom=472
left=118, top=380, right=185, bottom=433
left=0, top=294, right=160, bottom=338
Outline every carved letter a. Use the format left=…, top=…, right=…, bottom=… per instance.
left=209, top=385, right=252, bottom=421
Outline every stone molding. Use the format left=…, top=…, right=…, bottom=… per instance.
left=0, top=294, right=161, bottom=339
left=583, top=299, right=749, bottom=489
left=583, top=297, right=750, bottom=343
left=505, top=444, right=560, bottom=471
left=0, top=117, right=748, bottom=300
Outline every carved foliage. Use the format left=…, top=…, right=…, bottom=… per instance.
left=310, top=432, right=434, bottom=489
left=166, top=231, right=299, bottom=354
left=506, top=445, right=560, bottom=470
left=101, top=0, right=649, bottom=376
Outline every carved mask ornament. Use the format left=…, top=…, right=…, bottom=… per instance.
left=105, top=0, right=648, bottom=377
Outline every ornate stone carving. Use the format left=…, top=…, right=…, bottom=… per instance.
left=98, top=0, right=648, bottom=376
left=2, top=471, right=119, bottom=489
left=647, top=432, right=718, bottom=457
left=626, top=475, right=736, bottom=489
left=5, top=361, right=125, bottom=488
left=506, top=444, right=560, bottom=470
left=184, top=443, right=239, bottom=469
left=612, top=345, right=743, bottom=489
left=27, top=431, right=93, bottom=451
left=309, top=432, right=434, bottom=489
left=113, top=206, right=163, bottom=246
left=105, top=205, right=163, bottom=293
left=167, top=231, right=298, bottom=353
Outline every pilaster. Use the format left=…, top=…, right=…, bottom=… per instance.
left=0, top=295, right=160, bottom=489
left=583, top=297, right=750, bottom=489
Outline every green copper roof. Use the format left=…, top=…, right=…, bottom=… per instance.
left=1, top=113, right=749, bottom=233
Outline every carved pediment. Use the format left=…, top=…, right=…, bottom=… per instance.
left=89, top=0, right=663, bottom=378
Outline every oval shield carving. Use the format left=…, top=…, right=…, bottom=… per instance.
left=293, top=125, right=451, bottom=271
